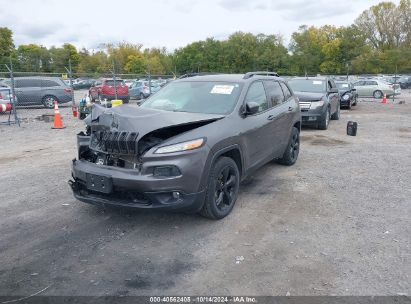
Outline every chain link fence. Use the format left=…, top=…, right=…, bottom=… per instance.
left=0, top=60, right=176, bottom=125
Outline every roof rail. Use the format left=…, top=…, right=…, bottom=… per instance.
left=243, top=71, right=279, bottom=79
left=178, top=72, right=222, bottom=79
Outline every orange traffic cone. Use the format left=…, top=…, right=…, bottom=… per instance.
left=52, top=101, right=65, bottom=129
left=381, top=93, right=387, bottom=104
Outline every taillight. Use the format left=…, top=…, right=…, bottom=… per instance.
left=64, top=88, right=72, bottom=93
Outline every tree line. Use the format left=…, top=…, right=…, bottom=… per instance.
left=1, top=0, right=410, bottom=76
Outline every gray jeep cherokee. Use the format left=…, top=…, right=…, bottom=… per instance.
left=69, top=72, right=301, bottom=219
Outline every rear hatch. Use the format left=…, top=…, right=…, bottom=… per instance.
left=102, top=80, right=129, bottom=96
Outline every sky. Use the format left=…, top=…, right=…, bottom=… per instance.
left=0, top=0, right=397, bottom=51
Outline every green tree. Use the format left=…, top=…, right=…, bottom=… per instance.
left=0, top=27, right=14, bottom=59
left=15, top=44, right=51, bottom=72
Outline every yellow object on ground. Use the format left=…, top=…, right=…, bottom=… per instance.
left=111, top=99, right=123, bottom=107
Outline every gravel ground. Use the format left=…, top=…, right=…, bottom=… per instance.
left=0, top=91, right=410, bottom=296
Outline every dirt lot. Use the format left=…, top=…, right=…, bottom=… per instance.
left=0, top=91, right=410, bottom=296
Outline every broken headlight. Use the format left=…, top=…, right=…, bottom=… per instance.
left=154, top=138, right=205, bottom=154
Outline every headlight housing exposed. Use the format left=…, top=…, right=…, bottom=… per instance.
left=342, top=94, right=350, bottom=101
left=154, top=138, right=205, bottom=154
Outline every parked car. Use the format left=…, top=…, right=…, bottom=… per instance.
left=129, top=81, right=161, bottom=100
left=0, top=87, right=14, bottom=113
left=72, top=79, right=96, bottom=90
left=288, top=77, right=340, bottom=130
left=397, top=76, right=411, bottom=89
left=69, top=72, right=301, bottom=219
left=352, top=79, right=400, bottom=98
left=89, top=78, right=129, bottom=103
left=336, top=81, right=358, bottom=109
left=124, top=79, right=136, bottom=87
left=129, top=81, right=150, bottom=100
left=0, top=76, right=72, bottom=108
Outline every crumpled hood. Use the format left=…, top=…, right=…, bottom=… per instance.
left=87, top=104, right=225, bottom=139
left=294, top=92, right=326, bottom=102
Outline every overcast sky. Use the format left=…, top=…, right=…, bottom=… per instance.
left=1, top=0, right=397, bottom=51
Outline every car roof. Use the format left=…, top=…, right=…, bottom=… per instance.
left=11, top=76, right=63, bottom=80
left=290, top=76, right=329, bottom=81
left=175, top=73, right=286, bottom=83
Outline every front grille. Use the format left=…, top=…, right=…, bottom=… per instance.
left=299, top=101, right=311, bottom=110
left=90, top=130, right=139, bottom=154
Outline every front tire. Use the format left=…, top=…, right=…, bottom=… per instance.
left=278, top=127, right=300, bottom=166
left=318, top=107, right=330, bottom=130
left=331, top=103, right=340, bottom=120
left=200, top=157, right=240, bottom=220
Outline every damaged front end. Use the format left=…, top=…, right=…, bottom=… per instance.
left=70, top=104, right=222, bottom=211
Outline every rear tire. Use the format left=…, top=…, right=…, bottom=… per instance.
left=200, top=157, right=240, bottom=220
left=318, top=107, right=330, bottom=130
left=278, top=127, right=300, bottom=166
left=42, top=95, right=58, bottom=108
left=139, top=93, right=145, bottom=100
left=373, top=90, right=383, bottom=99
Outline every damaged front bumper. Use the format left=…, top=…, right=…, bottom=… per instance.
left=69, top=159, right=206, bottom=212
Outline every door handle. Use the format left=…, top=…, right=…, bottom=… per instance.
left=288, top=106, right=294, bottom=111
left=267, top=114, right=275, bottom=120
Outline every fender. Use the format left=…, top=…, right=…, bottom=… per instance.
left=198, top=144, right=245, bottom=192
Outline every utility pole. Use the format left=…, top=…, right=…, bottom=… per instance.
left=393, top=64, right=398, bottom=103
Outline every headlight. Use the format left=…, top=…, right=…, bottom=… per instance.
left=154, top=138, right=205, bottom=154
left=310, top=100, right=324, bottom=108
left=343, top=94, right=350, bottom=100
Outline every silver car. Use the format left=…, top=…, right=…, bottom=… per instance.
left=0, top=76, right=73, bottom=108
left=352, top=79, right=400, bottom=98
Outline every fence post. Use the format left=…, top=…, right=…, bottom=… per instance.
left=64, top=58, right=75, bottom=107
left=111, top=61, right=118, bottom=100
left=4, top=58, right=20, bottom=126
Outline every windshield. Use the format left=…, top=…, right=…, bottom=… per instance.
left=336, top=83, right=350, bottom=90
left=140, top=81, right=242, bottom=114
left=288, top=79, right=326, bottom=93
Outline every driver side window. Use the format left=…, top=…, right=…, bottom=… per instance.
left=245, top=81, right=268, bottom=113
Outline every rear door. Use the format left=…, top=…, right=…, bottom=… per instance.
left=263, top=80, right=289, bottom=157
left=364, top=80, right=378, bottom=96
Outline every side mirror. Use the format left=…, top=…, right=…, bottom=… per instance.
left=351, top=88, right=356, bottom=92
left=245, top=102, right=259, bottom=115
left=328, top=88, right=338, bottom=94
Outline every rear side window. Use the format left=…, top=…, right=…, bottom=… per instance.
left=41, top=80, right=61, bottom=87
left=15, top=79, right=42, bottom=88
left=263, top=80, right=284, bottom=107
left=245, top=81, right=268, bottom=113
left=280, top=82, right=292, bottom=100
left=105, top=80, right=125, bottom=86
